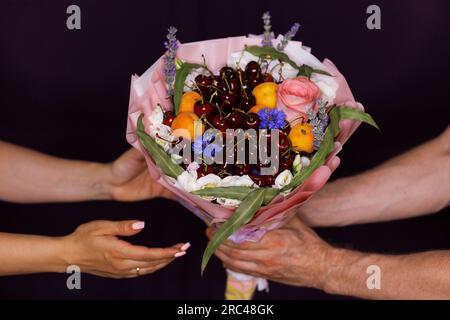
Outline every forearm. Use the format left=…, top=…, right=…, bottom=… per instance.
left=0, top=141, right=111, bottom=203
left=299, top=126, right=450, bottom=226
left=323, top=248, right=450, bottom=299
left=0, top=233, right=67, bottom=276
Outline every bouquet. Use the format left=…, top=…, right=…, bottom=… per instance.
left=126, top=12, right=378, bottom=299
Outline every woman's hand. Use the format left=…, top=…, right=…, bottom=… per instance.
left=105, top=148, right=174, bottom=202
left=63, top=220, right=189, bottom=279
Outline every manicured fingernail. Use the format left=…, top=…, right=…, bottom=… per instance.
left=181, top=242, right=191, bottom=251
left=174, top=251, right=186, bottom=258
left=131, top=221, right=145, bottom=230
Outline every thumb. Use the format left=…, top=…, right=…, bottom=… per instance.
left=88, top=220, right=146, bottom=236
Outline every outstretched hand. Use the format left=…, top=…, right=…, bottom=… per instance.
left=63, top=220, right=189, bottom=278
left=106, top=149, right=173, bottom=202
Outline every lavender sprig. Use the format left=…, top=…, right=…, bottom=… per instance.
left=261, top=11, right=273, bottom=47
left=308, top=98, right=329, bottom=150
left=163, top=26, right=178, bottom=96
left=277, top=22, right=300, bottom=51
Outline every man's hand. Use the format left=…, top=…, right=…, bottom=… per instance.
left=206, top=216, right=333, bottom=290
left=105, top=149, right=173, bottom=202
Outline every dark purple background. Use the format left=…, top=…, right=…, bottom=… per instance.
left=0, top=0, right=449, bottom=299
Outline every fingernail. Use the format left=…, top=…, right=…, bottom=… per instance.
left=174, top=251, right=186, bottom=258
left=181, top=242, right=191, bottom=251
left=131, top=221, right=145, bottom=230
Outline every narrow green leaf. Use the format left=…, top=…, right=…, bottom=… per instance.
left=331, top=106, right=380, bottom=131
left=245, top=45, right=299, bottom=70
left=173, top=62, right=204, bottom=114
left=136, top=115, right=184, bottom=178
left=192, top=186, right=279, bottom=205
left=201, top=188, right=266, bottom=274
left=281, top=106, right=379, bottom=191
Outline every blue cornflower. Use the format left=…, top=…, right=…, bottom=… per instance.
left=258, top=107, right=287, bottom=129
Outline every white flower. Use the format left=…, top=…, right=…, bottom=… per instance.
left=171, top=153, right=182, bottom=165
left=187, top=161, right=200, bottom=172
left=184, top=68, right=210, bottom=92
left=216, top=198, right=241, bottom=207
left=150, top=124, right=173, bottom=152
left=195, top=174, right=222, bottom=201
left=227, top=51, right=259, bottom=71
left=273, top=170, right=293, bottom=189
left=269, top=62, right=298, bottom=82
left=217, top=175, right=256, bottom=207
left=148, top=105, right=164, bottom=126
left=301, top=156, right=311, bottom=167
left=219, top=175, right=256, bottom=187
left=311, top=73, right=338, bottom=105
left=175, top=171, right=198, bottom=192
left=293, top=154, right=302, bottom=173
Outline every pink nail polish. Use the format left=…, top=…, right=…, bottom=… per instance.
left=131, top=221, right=145, bottom=230
left=174, top=251, right=186, bottom=258
left=181, top=242, right=191, bottom=251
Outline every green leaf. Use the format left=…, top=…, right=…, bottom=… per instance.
left=245, top=45, right=299, bottom=70
left=297, top=65, right=332, bottom=78
left=201, top=188, right=266, bottom=274
left=281, top=106, right=379, bottom=191
left=136, top=115, right=184, bottom=178
left=192, top=186, right=279, bottom=205
left=173, top=62, right=204, bottom=114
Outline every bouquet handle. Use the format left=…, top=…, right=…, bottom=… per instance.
left=225, top=269, right=269, bottom=300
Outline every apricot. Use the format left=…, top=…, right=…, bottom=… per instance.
left=171, top=112, right=204, bottom=140
left=288, top=123, right=314, bottom=154
left=252, top=82, right=278, bottom=108
left=248, top=104, right=275, bottom=114
left=179, top=91, right=202, bottom=113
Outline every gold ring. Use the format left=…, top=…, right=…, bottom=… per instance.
left=136, top=267, right=140, bottom=276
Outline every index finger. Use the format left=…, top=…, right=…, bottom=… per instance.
left=119, top=243, right=185, bottom=261
left=206, top=228, right=264, bottom=251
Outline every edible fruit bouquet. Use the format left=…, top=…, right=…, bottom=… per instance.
left=127, top=13, right=378, bottom=299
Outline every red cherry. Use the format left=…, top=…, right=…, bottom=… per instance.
left=211, top=114, right=227, bottom=132
left=244, top=113, right=260, bottom=130
left=225, top=110, right=244, bottom=129
left=249, top=173, right=265, bottom=186
left=262, top=73, right=274, bottom=82
left=195, top=75, right=213, bottom=97
left=194, top=101, right=215, bottom=118
left=280, top=121, right=291, bottom=135
left=197, top=164, right=215, bottom=177
left=235, top=164, right=251, bottom=176
left=163, top=111, right=175, bottom=126
left=220, top=67, right=236, bottom=79
left=278, top=131, right=291, bottom=154
left=246, top=75, right=263, bottom=91
left=219, top=91, right=239, bottom=112
left=239, top=91, right=256, bottom=111
left=245, top=61, right=261, bottom=78
left=264, top=175, right=276, bottom=186
left=280, top=155, right=294, bottom=171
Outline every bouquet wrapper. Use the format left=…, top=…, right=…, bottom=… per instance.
left=126, top=36, right=363, bottom=300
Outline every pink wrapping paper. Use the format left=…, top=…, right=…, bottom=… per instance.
left=126, top=36, right=363, bottom=242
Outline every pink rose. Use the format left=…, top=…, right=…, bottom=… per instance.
left=277, top=77, right=320, bottom=123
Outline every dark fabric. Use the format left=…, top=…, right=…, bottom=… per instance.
left=0, top=0, right=449, bottom=299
